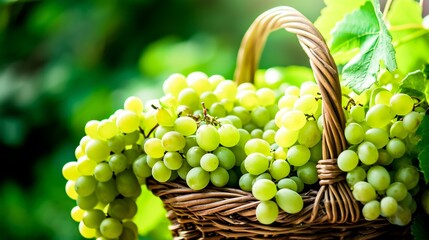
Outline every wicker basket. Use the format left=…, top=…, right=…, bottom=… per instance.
left=147, top=6, right=412, bottom=240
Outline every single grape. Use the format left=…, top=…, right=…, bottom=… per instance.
left=117, top=110, right=140, bottom=134
left=244, top=153, right=269, bottom=175
left=162, top=131, right=186, bottom=152
left=275, top=188, right=303, bottom=214
left=152, top=161, right=172, bottom=183
left=200, top=153, right=219, bottom=172
left=287, top=145, right=310, bottom=167
left=252, top=179, right=277, bottom=201
left=337, top=149, right=359, bottom=172
left=367, top=165, right=390, bottom=191
left=344, top=123, right=365, bottom=145
left=297, top=161, right=318, bottom=185
left=362, top=200, right=380, bottom=221
left=210, top=167, right=229, bottom=187
left=218, top=124, right=240, bottom=147
left=390, top=93, right=414, bottom=116
left=386, top=182, right=408, bottom=202
left=277, top=178, right=298, bottom=191
left=213, top=147, right=236, bottom=170
left=174, top=116, right=198, bottom=136
left=352, top=181, right=377, bottom=203
left=196, top=124, right=220, bottom=152
left=116, top=169, right=141, bottom=198
left=99, top=217, right=123, bottom=239
left=269, top=159, right=290, bottom=180
left=365, top=104, right=392, bottom=128
left=357, top=141, right=378, bottom=165
left=380, top=196, right=398, bottom=217
left=186, top=167, right=210, bottom=190
left=256, top=200, right=279, bottom=225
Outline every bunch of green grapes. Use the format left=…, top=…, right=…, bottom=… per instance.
left=339, top=86, right=427, bottom=226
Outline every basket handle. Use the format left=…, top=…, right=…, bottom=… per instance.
left=234, top=6, right=360, bottom=223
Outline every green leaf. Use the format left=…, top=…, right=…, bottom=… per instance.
left=387, top=0, right=429, bottom=74
left=314, top=0, right=367, bottom=44
left=412, top=214, right=429, bottom=240
left=416, top=115, right=429, bottom=184
left=399, top=70, right=429, bottom=101
left=331, top=0, right=397, bottom=94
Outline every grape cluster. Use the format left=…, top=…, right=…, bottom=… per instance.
left=62, top=70, right=428, bottom=239
left=340, top=89, right=426, bottom=226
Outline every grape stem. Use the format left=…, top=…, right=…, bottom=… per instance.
left=139, top=124, right=159, bottom=138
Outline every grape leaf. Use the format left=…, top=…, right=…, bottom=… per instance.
left=416, top=115, right=429, bottom=184
left=330, top=0, right=397, bottom=94
left=387, top=0, right=429, bottom=74
left=399, top=70, right=429, bottom=101
left=314, top=0, right=367, bottom=44
left=411, top=214, right=429, bottom=240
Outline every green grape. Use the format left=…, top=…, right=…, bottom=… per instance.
left=79, top=220, right=96, bottom=239
left=374, top=90, right=393, bottom=105
left=186, top=167, right=210, bottom=190
left=63, top=161, right=80, bottom=181
left=85, top=120, right=101, bottom=139
left=377, top=149, right=394, bottom=166
left=230, top=106, right=251, bottom=125
left=152, top=161, right=172, bottom=182
left=262, top=129, right=276, bottom=144
left=386, top=182, right=408, bottom=202
left=287, top=145, right=310, bottom=167
left=250, top=129, right=263, bottom=139
left=107, top=135, right=126, bottom=154
left=277, top=178, right=298, bottom=191
left=94, top=162, right=113, bottom=182
left=244, top=153, right=269, bottom=175
left=380, top=196, right=398, bottom=217
left=365, top=104, right=392, bottom=128
left=367, top=165, right=391, bottom=191
left=186, top=71, right=211, bottom=95
left=290, top=176, right=305, bottom=193
left=116, top=169, right=141, bottom=198
left=86, top=139, right=111, bottom=162
left=390, top=93, right=414, bottom=116
left=297, top=120, right=321, bottom=148
left=387, top=205, right=412, bottom=226
left=163, top=73, right=187, bottom=97
left=210, top=167, right=229, bottom=187
left=364, top=128, right=389, bottom=149
left=239, top=173, right=256, bottom=191
left=116, top=110, right=140, bottom=134
left=244, top=138, right=271, bottom=156
left=66, top=180, right=78, bottom=200
left=280, top=110, right=306, bottom=131
left=154, top=126, right=174, bottom=140
left=109, top=153, right=128, bottom=174
left=309, top=141, right=322, bottom=163
left=161, top=131, right=186, bottom=152
left=252, top=179, right=277, bottom=201
left=284, top=85, right=300, bottom=97
left=256, top=88, right=276, bottom=106
left=132, top=155, right=152, bottom=178
left=146, top=155, right=161, bottom=168
left=82, top=209, right=106, bottom=229
left=362, top=200, right=380, bottom=221
left=71, top=206, right=85, bottom=222
left=161, top=151, right=182, bottom=171
left=143, top=138, right=165, bottom=159
left=337, top=149, right=359, bottom=172
left=254, top=172, right=272, bottom=183
left=357, top=141, right=378, bottom=165
left=386, top=138, right=406, bottom=159
left=209, top=102, right=227, bottom=117
left=75, top=145, right=85, bottom=160
left=344, top=123, right=365, bottom=145
left=389, top=121, right=408, bottom=139
left=218, top=124, right=240, bottom=147
left=196, top=124, right=220, bottom=152
left=297, top=161, right=318, bottom=185
left=293, top=94, right=318, bottom=115
left=402, top=111, right=422, bottom=133
left=123, top=131, right=140, bottom=146
left=98, top=119, right=119, bottom=140
left=75, top=175, right=97, bottom=197
left=183, top=135, right=197, bottom=153
left=275, top=188, right=304, bottom=214
left=100, top=217, right=123, bottom=239
left=214, top=79, right=237, bottom=102
left=200, top=153, right=219, bottom=172
left=177, top=161, right=192, bottom=180
left=174, top=116, right=197, bottom=136
left=275, top=127, right=298, bottom=148
left=256, top=200, right=279, bottom=225
left=107, top=198, right=131, bottom=220
left=186, top=146, right=206, bottom=167
left=224, top=115, right=242, bottom=129
left=156, top=108, right=175, bottom=127
left=95, top=179, right=118, bottom=204
left=178, top=87, right=200, bottom=111
left=119, top=227, right=137, bottom=240
left=269, top=159, right=290, bottom=180
left=300, top=81, right=319, bottom=96
left=122, top=221, right=138, bottom=239
left=213, top=146, right=236, bottom=170
left=394, top=166, right=420, bottom=190
left=350, top=105, right=365, bottom=122
left=278, top=94, right=298, bottom=109
left=200, top=91, right=218, bottom=109
left=237, top=89, right=259, bottom=110
left=352, top=181, right=377, bottom=203
left=273, top=146, right=287, bottom=160
left=346, top=166, right=366, bottom=188
left=76, top=193, right=98, bottom=210
left=124, top=96, right=144, bottom=113
left=251, top=106, right=271, bottom=128
left=264, top=120, right=278, bottom=131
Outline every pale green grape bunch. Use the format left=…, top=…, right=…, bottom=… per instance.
left=340, top=86, right=428, bottom=227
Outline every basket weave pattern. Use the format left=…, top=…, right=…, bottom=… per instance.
left=147, top=6, right=411, bottom=239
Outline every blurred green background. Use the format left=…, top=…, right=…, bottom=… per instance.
left=0, top=0, right=325, bottom=239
